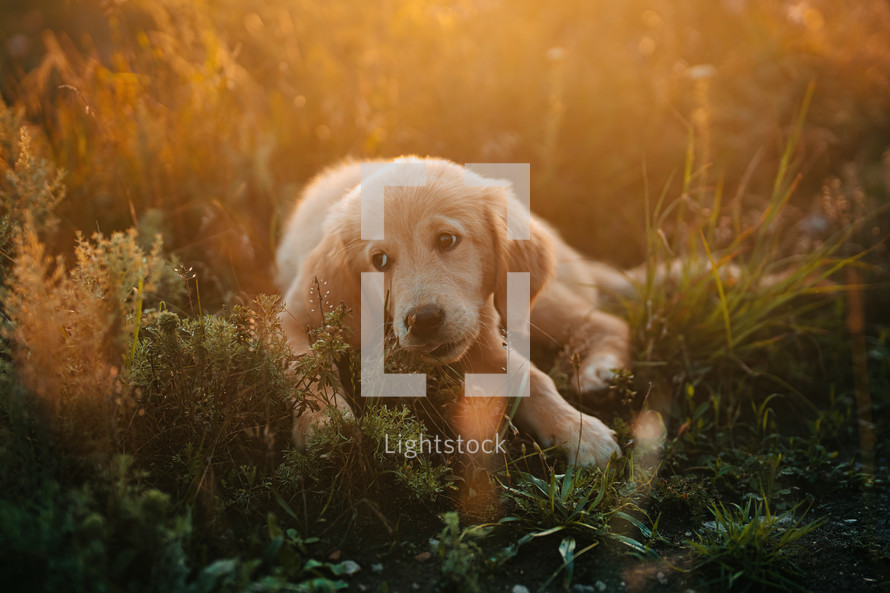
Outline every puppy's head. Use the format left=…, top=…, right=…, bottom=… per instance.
left=307, top=158, right=554, bottom=363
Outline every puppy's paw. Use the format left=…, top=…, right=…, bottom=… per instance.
left=560, top=413, right=622, bottom=467
left=292, top=392, right=353, bottom=448
left=578, top=352, right=624, bottom=393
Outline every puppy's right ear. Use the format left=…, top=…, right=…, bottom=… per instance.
left=280, top=230, right=361, bottom=351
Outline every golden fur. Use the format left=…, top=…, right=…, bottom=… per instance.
left=276, top=157, right=630, bottom=466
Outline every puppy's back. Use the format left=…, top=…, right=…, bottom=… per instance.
left=275, top=160, right=371, bottom=292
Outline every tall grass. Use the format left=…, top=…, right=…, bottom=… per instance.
left=628, top=81, right=871, bottom=426
left=3, top=0, right=890, bottom=295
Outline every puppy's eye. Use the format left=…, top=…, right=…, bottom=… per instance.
left=371, top=252, right=390, bottom=271
left=437, top=232, right=459, bottom=251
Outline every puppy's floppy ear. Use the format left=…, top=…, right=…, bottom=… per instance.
left=281, top=226, right=362, bottom=349
left=485, top=187, right=556, bottom=324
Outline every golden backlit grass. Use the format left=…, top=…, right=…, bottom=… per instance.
left=2, top=0, right=889, bottom=299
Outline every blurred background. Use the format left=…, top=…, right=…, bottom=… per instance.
left=1, top=0, right=889, bottom=307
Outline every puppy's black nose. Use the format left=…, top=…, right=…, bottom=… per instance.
left=405, top=305, right=445, bottom=340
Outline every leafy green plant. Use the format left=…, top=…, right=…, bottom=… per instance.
left=274, top=300, right=455, bottom=509
left=291, top=301, right=356, bottom=414
left=687, top=498, right=825, bottom=592
left=0, top=455, right=193, bottom=593
left=125, top=296, right=296, bottom=507
left=501, top=465, right=612, bottom=537
left=276, top=403, right=453, bottom=507
left=188, top=514, right=349, bottom=593
left=499, top=461, right=659, bottom=558
left=434, top=511, right=492, bottom=593
left=222, top=464, right=273, bottom=515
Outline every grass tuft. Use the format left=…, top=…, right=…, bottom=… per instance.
left=687, top=498, right=825, bottom=592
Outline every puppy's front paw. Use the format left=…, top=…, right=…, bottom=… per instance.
left=578, top=352, right=624, bottom=393
left=559, top=413, right=622, bottom=467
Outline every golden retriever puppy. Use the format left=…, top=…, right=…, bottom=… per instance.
left=276, top=157, right=628, bottom=467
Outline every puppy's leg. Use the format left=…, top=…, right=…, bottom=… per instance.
left=280, top=300, right=354, bottom=448
left=464, top=322, right=620, bottom=467
left=291, top=386, right=353, bottom=448
left=514, top=361, right=621, bottom=467
left=531, top=281, right=631, bottom=393
left=570, top=309, right=630, bottom=392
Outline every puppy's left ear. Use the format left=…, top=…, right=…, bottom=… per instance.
left=280, top=222, right=362, bottom=351
left=485, top=187, right=556, bottom=324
